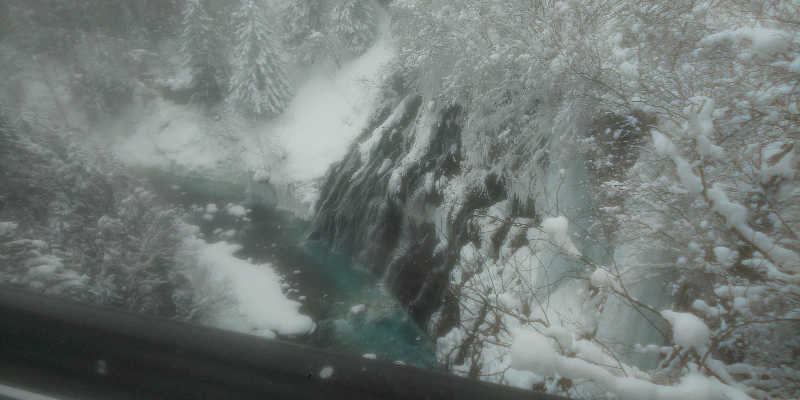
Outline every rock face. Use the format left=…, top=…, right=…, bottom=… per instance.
left=312, top=93, right=509, bottom=328
left=307, top=79, right=687, bottom=389
left=313, top=93, right=460, bottom=324
left=311, top=86, right=650, bottom=339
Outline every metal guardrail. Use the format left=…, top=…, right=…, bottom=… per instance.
left=0, top=287, right=567, bottom=400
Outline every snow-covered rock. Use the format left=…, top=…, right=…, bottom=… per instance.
left=226, top=203, right=248, bottom=218
left=350, top=304, right=366, bottom=315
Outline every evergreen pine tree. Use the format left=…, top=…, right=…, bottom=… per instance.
left=228, top=0, right=292, bottom=117
left=179, top=0, right=223, bottom=104
left=284, top=0, right=335, bottom=66
left=331, top=0, right=379, bottom=56
left=284, top=0, right=327, bottom=45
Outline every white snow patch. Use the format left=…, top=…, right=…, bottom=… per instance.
left=26, top=257, right=62, bottom=277
left=319, top=366, right=334, bottom=379
left=590, top=267, right=619, bottom=290
left=350, top=304, right=366, bottom=315
left=660, top=310, right=710, bottom=351
left=651, top=130, right=703, bottom=193
left=267, top=36, right=395, bottom=183
left=358, top=96, right=414, bottom=169
left=115, top=100, right=226, bottom=171
left=790, top=55, right=800, bottom=72
left=512, top=327, right=749, bottom=400
left=652, top=129, right=678, bottom=155
left=392, top=100, right=437, bottom=178
left=732, top=297, right=748, bottom=313
left=510, top=329, right=558, bottom=376
left=702, top=27, right=792, bottom=58
left=498, top=292, right=521, bottom=311
left=713, top=247, right=737, bottom=267
left=376, top=158, right=393, bottom=175
left=692, top=300, right=721, bottom=318
left=226, top=203, right=248, bottom=218
left=706, top=184, right=748, bottom=228
left=181, top=232, right=314, bottom=338
left=423, top=172, right=435, bottom=194
left=687, top=98, right=724, bottom=159
left=388, top=168, right=403, bottom=195
left=541, top=216, right=581, bottom=257
left=504, top=369, right=541, bottom=390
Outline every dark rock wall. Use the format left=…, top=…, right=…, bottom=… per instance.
left=311, top=88, right=650, bottom=333
left=311, top=94, right=503, bottom=326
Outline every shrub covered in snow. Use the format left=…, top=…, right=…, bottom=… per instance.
left=0, top=110, right=191, bottom=317
left=388, top=1, right=800, bottom=399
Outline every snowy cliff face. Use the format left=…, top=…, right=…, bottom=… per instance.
left=302, top=58, right=762, bottom=395
left=310, top=84, right=652, bottom=338
left=311, top=93, right=465, bottom=324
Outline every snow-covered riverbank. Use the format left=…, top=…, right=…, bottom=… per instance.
left=114, top=29, right=394, bottom=217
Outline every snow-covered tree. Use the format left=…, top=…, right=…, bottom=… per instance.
left=180, top=0, right=215, bottom=68
left=283, top=0, right=334, bottom=65
left=284, top=0, right=327, bottom=45
left=0, top=102, right=194, bottom=316
left=331, top=0, right=379, bottom=56
left=179, top=0, right=224, bottom=104
left=385, top=0, right=800, bottom=398
left=228, top=0, right=292, bottom=117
